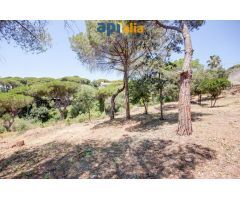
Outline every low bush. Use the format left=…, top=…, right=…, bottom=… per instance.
left=11, top=118, right=32, bottom=133
left=0, top=125, right=6, bottom=133
left=30, top=106, right=50, bottom=122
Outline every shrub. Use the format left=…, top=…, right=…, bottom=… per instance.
left=163, top=84, right=179, bottom=102
left=0, top=125, right=6, bottom=133
left=11, top=118, right=32, bottom=132
left=77, top=111, right=104, bottom=123
left=49, top=108, right=61, bottom=121
left=30, top=106, right=50, bottom=122
left=199, top=78, right=231, bottom=107
left=72, top=85, right=97, bottom=120
left=0, top=93, right=33, bottom=131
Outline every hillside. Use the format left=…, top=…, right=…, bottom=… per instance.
left=0, top=91, right=240, bottom=178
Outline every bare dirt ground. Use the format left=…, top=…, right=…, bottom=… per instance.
left=0, top=92, right=240, bottom=179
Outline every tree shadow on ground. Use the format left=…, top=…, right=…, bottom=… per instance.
left=92, top=111, right=212, bottom=132
left=0, top=137, right=216, bottom=179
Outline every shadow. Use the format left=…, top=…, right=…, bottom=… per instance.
left=93, top=111, right=212, bottom=133
left=0, top=137, right=216, bottom=179
left=154, top=104, right=178, bottom=112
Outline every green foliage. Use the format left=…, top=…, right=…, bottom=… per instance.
left=30, top=106, right=50, bottom=122
left=207, top=55, right=222, bottom=69
left=30, top=81, right=78, bottom=99
left=72, top=85, right=97, bottom=120
left=70, top=21, right=167, bottom=72
left=11, top=118, right=32, bottom=133
left=207, top=68, right=228, bottom=79
left=0, top=93, right=33, bottom=131
left=191, top=67, right=208, bottom=96
left=0, top=77, right=23, bottom=92
left=76, top=111, right=104, bottom=123
left=129, top=78, right=151, bottom=106
left=8, top=85, right=31, bottom=95
left=69, top=105, right=81, bottom=118
left=60, top=76, right=91, bottom=85
left=163, top=84, right=179, bottom=102
left=173, top=58, right=204, bottom=72
left=49, top=108, right=61, bottom=121
left=0, top=93, right=33, bottom=114
left=199, top=78, right=231, bottom=107
left=29, top=81, right=78, bottom=119
left=0, top=20, right=51, bottom=53
left=96, top=81, right=123, bottom=113
left=0, top=125, right=6, bottom=133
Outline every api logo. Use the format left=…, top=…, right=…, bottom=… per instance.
left=97, top=22, right=144, bottom=36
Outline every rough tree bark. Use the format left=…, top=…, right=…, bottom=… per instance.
left=110, top=82, right=125, bottom=120
left=176, top=22, right=193, bottom=135
left=155, top=20, right=194, bottom=135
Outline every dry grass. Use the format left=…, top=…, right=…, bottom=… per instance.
left=0, top=92, right=240, bottom=178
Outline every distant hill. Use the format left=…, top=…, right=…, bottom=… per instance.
left=227, top=64, right=240, bottom=85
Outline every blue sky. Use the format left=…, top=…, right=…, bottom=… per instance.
left=0, top=20, right=240, bottom=80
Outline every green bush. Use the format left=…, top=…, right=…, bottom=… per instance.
left=104, top=94, right=124, bottom=114
left=30, top=106, right=50, bottom=122
left=163, top=84, right=179, bottom=102
left=12, top=118, right=32, bottom=132
left=199, top=78, right=231, bottom=107
left=69, top=104, right=85, bottom=118
left=49, top=108, right=61, bottom=121
left=0, top=125, right=6, bottom=133
left=76, top=111, right=104, bottom=123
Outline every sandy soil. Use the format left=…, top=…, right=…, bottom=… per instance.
left=0, top=92, right=240, bottom=178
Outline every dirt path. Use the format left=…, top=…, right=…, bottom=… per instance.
left=0, top=93, right=240, bottom=178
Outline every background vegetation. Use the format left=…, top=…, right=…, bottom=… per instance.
left=0, top=56, right=232, bottom=134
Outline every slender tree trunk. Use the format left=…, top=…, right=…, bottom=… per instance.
left=159, top=86, right=164, bottom=120
left=110, top=83, right=125, bottom=120
left=143, top=101, right=148, bottom=115
left=198, top=93, right=202, bottom=105
left=177, top=22, right=193, bottom=136
left=124, top=67, right=130, bottom=120
left=3, top=115, right=15, bottom=131
left=213, top=97, right=217, bottom=107
left=59, top=108, right=67, bottom=120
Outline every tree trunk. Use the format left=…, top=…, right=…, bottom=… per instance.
left=198, top=93, right=202, bottom=105
left=159, top=86, right=164, bottom=120
left=143, top=101, right=148, bottom=115
left=110, top=83, right=125, bottom=120
left=3, top=115, right=15, bottom=132
left=124, top=67, right=130, bottom=119
left=59, top=108, right=67, bottom=120
left=213, top=97, right=217, bottom=107
left=177, top=22, right=193, bottom=136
